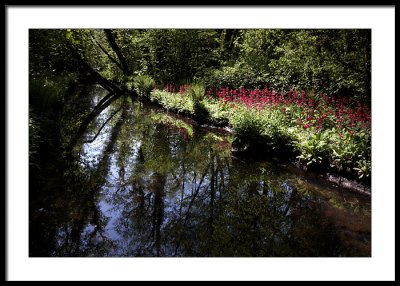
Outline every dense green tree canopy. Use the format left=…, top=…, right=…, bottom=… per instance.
left=30, top=28, right=371, bottom=102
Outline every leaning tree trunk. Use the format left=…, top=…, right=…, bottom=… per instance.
left=66, top=39, right=121, bottom=93
left=104, top=29, right=132, bottom=76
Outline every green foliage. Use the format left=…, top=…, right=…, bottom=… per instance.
left=329, top=129, right=371, bottom=174
left=230, top=107, right=295, bottom=153
left=152, top=83, right=211, bottom=124
left=203, top=100, right=231, bottom=125
left=237, top=29, right=285, bottom=73
left=266, top=30, right=371, bottom=99
left=203, top=65, right=266, bottom=91
left=30, top=29, right=371, bottom=103
left=353, top=159, right=371, bottom=179
left=188, top=83, right=206, bottom=102
left=150, top=86, right=370, bottom=179
left=29, top=29, right=78, bottom=79
left=143, top=29, right=219, bottom=84
left=231, top=109, right=266, bottom=149
left=111, top=29, right=145, bottom=75
left=150, top=90, right=194, bottom=114
left=127, top=74, right=155, bottom=97
left=296, top=131, right=329, bottom=166
left=331, top=144, right=354, bottom=170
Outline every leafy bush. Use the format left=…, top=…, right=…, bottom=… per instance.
left=150, top=89, right=194, bottom=114
left=187, top=83, right=210, bottom=124
left=188, top=83, right=206, bottom=102
left=127, top=74, right=155, bottom=97
left=353, top=159, right=371, bottom=180
left=231, top=109, right=266, bottom=150
left=295, top=131, right=329, bottom=167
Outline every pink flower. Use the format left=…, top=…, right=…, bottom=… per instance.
left=303, top=124, right=310, bottom=129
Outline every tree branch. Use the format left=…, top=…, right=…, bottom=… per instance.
left=65, top=36, right=121, bottom=93
left=104, top=29, right=132, bottom=76
left=90, top=32, right=124, bottom=72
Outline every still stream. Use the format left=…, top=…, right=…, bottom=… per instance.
left=29, top=86, right=371, bottom=257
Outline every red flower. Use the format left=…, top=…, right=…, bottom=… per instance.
left=303, top=124, right=310, bottom=129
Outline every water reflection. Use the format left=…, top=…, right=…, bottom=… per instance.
left=29, top=86, right=371, bottom=257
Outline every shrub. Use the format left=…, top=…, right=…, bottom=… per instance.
left=295, top=131, right=329, bottom=167
left=353, top=159, right=371, bottom=180
left=188, top=83, right=210, bottom=124
left=188, top=83, right=206, bottom=102
left=231, top=110, right=266, bottom=150
left=128, top=75, right=155, bottom=97
left=150, top=89, right=194, bottom=114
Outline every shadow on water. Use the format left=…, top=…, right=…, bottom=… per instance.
left=29, top=85, right=371, bottom=257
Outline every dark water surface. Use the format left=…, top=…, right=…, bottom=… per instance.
left=29, top=86, right=371, bottom=257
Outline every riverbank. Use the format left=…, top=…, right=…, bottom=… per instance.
left=132, top=95, right=371, bottom=196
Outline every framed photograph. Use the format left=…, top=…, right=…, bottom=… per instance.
left=6, top=5, right=395, bottom=281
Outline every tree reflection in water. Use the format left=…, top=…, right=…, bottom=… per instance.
left=29, top=86, right=371, bottom=257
